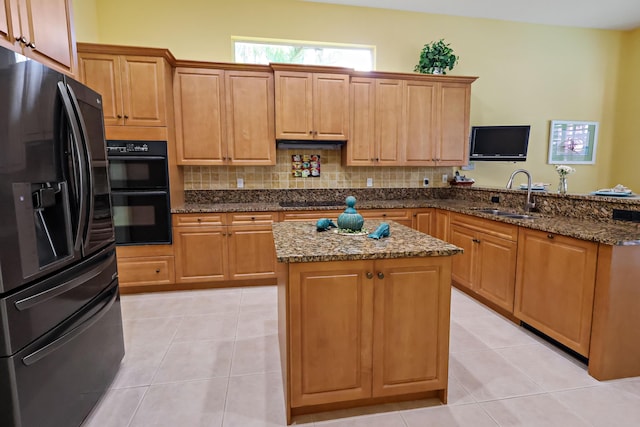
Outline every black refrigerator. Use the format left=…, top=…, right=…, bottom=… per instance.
left=0, top=47, right=125, bottom=427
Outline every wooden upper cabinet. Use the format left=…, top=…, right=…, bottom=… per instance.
left=78, top=52, right=166, bottom=127
left=345, top=73, right=476, bottom=167
left=436, top=82, right=472, bottom=165
left=225, top=70, right=275, bottom=165
left=344, top=77, right=402, bottom=166
left=375, top=79, right=403, bottom=165
left=403, top=80, right=437, bottom=165
left=173, top=68, right=226, bottom=165
left=313, top=73, right=349, bottom=139
left=274, top=70, right=349, bottom=140
left=2, top=0, right=76, bottom=75
left=347, top=77, right=376, bottom=165
left=173, top=67, right=276, bottom=166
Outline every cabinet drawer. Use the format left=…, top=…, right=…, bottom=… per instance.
left=173, top=213, right=226, bottom=227
left=229, top=212, right=277, bottom=225
left=117, top=256, right=175, bottom=286
left=359, top=209, right=413, bottom=227
left=450, top=212, right=518, bottom=241
left=280, top=210, right=341, bottom=222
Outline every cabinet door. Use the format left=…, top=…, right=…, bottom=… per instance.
left=346, top=77, right=376, bottom=165
left=275, top=71, right=313, bottom=139
left=78, top=53, right=123, bottom=126
left=0, top=0, right=17, bottom=50
left=475, top=233, right=517, bottom=312
left=313, top=73, right=349, bottom=140
left=227, top=224, right=277, bottom=280
left=412, top=209, right=433, bottom=235
left=436, top=83, right=471, bottom=165
left=432, top=209, right=450, bottom=241
left=17, top=0, right=74, bottom=74
left=372, top=257, right=450, bottom=397
left=375, top=79, right=403, bottom=165
left=289, top=260, right=373, bottom=407
left=174, top=68, right=226, bottom=164
left=225, top=70, right=275, bottom=165
left=120, top=56, right=166, bottom=127
left=174, top=226, right=228, bottom=283
left=514, top=229, right=598, bottom=356
left=403, top=80, right=436, bottom=165
left=449, top=224, right=476, bottom=290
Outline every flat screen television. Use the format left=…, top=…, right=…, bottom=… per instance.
left=469, top=125, right=531, bottom=161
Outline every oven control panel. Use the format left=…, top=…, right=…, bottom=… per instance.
left=106, top=140, right=167, bottom=156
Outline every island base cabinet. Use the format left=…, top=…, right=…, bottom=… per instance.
left=286, top=257, right=451, bottom=414
left=514, top=229, right=597, bottom=357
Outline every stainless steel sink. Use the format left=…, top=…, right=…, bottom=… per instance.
left=473, top=208, right=538, bottom=220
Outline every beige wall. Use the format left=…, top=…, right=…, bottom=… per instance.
left=611, top=28, right=640, bottom=189
left=71, top=0, right=99, bottom=43
left=73, top=0, right=634, bottom=193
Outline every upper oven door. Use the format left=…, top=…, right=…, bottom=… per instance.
left=106, top=141, right=168, bottom=190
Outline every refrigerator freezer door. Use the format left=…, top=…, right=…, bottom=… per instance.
left=0, top=280, right=124, bottom=427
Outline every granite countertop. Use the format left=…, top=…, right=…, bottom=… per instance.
left=173, top=199, right=640, bottom=246
left=272, top=220, right=463, bottom=263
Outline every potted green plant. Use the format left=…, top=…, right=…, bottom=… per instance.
left=414, top=39, right=458, bottom=75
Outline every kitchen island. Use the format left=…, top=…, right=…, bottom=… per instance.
left=272, top=220, right=462, bottom=423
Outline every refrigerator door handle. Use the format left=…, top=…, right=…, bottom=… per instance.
left=21, top=284, right=118, bottom=366
left=66, top=83, right=95, bottom=253
left=14, top=254, right=114, bottom=311
left=57, top=81, right=88, bottom=253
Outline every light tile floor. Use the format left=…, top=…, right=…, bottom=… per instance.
left=82, top=286, right=640, bottom=427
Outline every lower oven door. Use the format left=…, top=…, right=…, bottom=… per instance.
left=111, top=190, right=171, bottom=245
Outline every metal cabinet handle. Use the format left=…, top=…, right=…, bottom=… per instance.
left=197, top=218, right=202, bottom=222
left=472, top=238, right=481, bottom=243
left=377, top=272, right=384, bottom=279
left=16, top=36, right=27, bottom=44
left=547, top=234, right=554, bottom=239
left=155, top=269, right=160, bottom=273
left=375, top=158, right=379, bottom=161
left=27, top=41, right=36, bottom=49
left=366, top=272, right=373, bottom=279
left=117, top=114, right=122, bottom=119
left=309, top=130, right=313, bottom=134
left=124, top=115, right=129, bottom=119
left=251, top=216, right=256, bottom=220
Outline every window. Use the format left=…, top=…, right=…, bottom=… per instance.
left=233, top=37, right=375, bottom=71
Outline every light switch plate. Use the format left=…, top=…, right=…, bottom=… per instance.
left=366, top=178, right=373, bottom=187
left=442, top=174, right=448, bottom=183
left=237, top=178, right=244, bottom=188
left=423, top=177, right=429, bottom=187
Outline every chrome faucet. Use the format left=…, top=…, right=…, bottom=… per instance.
left=506, top=169, right=536, bottom=212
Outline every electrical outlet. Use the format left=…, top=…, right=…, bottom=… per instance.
left=442, top=174, right=448, bottom=183
left=237, top=178, right=244, bottom=188
left=366, top=177, right=373, bottom=187
left=423, top=177, right=429, bottom=187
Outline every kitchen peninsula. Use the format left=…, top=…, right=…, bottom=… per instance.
left=272, top=220, right=462, bottom=423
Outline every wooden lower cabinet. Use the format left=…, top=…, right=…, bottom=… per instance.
left=115, top=245, right=175, bottom=292
left=431, top=209, right=450, bottom=241
left=173, top=212, right=278, bottom=284
left=514, top=228, right=598, bottom=356
left=449, top=213, right=518, bottom=312
left=412, top=208, right=433, bottom=235
left=359, top=209, right=413, bottom=227
left=286, top=257, right=450, bottom=412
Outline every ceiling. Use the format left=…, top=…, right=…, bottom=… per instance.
left=302, top=0, right=640, bottom=30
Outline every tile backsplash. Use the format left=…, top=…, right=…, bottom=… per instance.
left=184, top=149, right=454, bottom=190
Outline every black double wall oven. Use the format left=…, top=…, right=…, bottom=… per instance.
left=107, top=140, right=172, bottom=245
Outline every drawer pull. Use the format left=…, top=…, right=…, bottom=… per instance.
left=155, top=269, right=160, bottom=273
left=251, top=216, right=256, bottom=220
left=547, top=234, right=554, bottom=239
left=472, top=238, right=481, bottom=243
left=377, top=272, right=384, bottom=279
